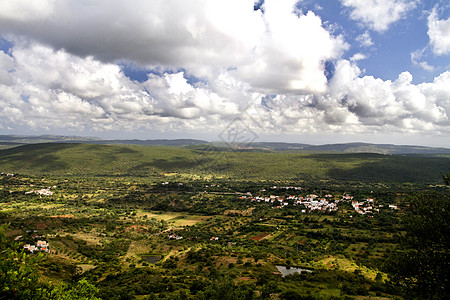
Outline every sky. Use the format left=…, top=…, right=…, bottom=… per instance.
left=0, top=0, right=449, bottom=147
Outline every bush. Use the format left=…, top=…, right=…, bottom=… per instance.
left=341, top=283, right=368, bottom=296
left=281, top=290, right=315, bottom=300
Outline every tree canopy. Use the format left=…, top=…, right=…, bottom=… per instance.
left=386, top=193, right=449, bottom=299
left=0, top=225, right=99, bottom=300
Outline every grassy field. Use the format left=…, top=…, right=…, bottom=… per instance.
left=0, top=143, right=448, bottom=183
left=138, top=211, right=211, bottom=226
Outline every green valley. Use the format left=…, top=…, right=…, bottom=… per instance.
left=0, top=143, right=449, bottom=299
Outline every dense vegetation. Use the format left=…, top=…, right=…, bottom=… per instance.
left=0, top=143, right=448, bottom=299
left=0, top=143, right=448, bottom=182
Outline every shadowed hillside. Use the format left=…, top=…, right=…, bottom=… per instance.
left=0, top=143, right=448, bottom=183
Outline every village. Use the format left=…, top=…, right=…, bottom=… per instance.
left=25, top=187, right=55, bottom=196
left=239, top=193, right=339, bottom=212
left=238, top=190, right=398, bottom=215
left=14, top=234, right=50, bottom=253
left=159, top=181, right=402, bottom=216
left=23, top=240, right=50, bottom=253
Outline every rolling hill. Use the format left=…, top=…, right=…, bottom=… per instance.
left=246, top=142, right=450, bottom=154
left=0, top=143, right=448, bottom=183
left=1, top=135, right=449, bottom=154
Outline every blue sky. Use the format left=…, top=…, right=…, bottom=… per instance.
left=0, top=0, right=449, bottom=147
left=297, top=0, right=449, bottom=83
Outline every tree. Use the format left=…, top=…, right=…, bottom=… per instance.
left=197, top=278, right=255, bottom=300
left=0, top=225, right=99, bottom=300
left=0, top=225, right=50, bottom=299
left=441, top=167, right=450, bottom=185
left=50, top=279, right=100, bottom=300
left=386, top=193, right=449, bottom=299
left=261, top=282, right=281, bottom=299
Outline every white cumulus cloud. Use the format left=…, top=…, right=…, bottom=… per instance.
left=427, top=7, right=450, bottom=55
left=327, top=60, right=447, bottom=128
left=356, top=31, right=374, bottom=47
left=0, top=0, right=347, bottom=95
left=411, top=48, right=435, bottom=72
left=0, top=42, right=244, bottom=133
left=340, top=0, right=416, bottom=32
left=0, top=0, right=448, bottom=142
left=350, top=53, right=368, bottom=61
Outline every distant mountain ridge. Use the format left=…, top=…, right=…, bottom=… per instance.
left=248, top=142, right=450, bottom=154
left=0, top=135, right=449, bottom=154
left=85, top=139, right=209, bottom=146
left=0, top=135, right=208, bottom=147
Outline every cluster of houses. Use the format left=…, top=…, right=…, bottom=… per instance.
left=351, top=198, right=378, bottom=215
left=23, top=240, right=49, bottom=253
left=350, top=199, right=399, bottom=215
left=168, top=234, right=183, bottom=240
left=0, top=172, right=15, bottom=177
left=204, top=184, right=218, bottom=188
left=238, top=190, right=402, bottom=216
left=300, top=197, right=338, bottom=212
left=240, top=195, right=287, bottom=206
left=168, top=233, right=219, bottom=242
left=25, top=186, right=56, bottom=196
left=269, top=186, right=303, bottom=191
left=287, top=194, right=339, bottom=212
left=239, top=193, right=339, bottom=212
left=160, top=181, right=401, bottom=216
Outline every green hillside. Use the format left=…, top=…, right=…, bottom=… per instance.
left=0, top=143, right=448, bottom=182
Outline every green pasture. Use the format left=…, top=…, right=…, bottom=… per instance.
left=139, top=211, right=211, bottom=226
